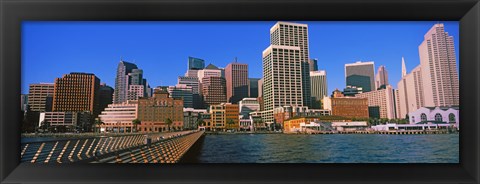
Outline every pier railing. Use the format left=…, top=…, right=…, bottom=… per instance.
left=20, top=130, right=204, bottom=163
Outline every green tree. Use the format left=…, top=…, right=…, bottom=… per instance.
left=40, top=120, right=50, bottom=133
left=165, top=118, right=173, bottom=132
left=132, top=119, right=141, bottom=133
left=226, top=119, right=236, bottom=130
left=93, top=118, right=104, bottom=133
left=196, top=119, right=205, bottom=128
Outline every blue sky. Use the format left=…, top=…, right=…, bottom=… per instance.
left=22, top=21, right=459, bottom=95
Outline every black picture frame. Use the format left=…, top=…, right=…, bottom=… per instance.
left=1, top=0, right=479, bottom=183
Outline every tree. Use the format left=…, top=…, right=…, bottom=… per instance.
left=132, top=119, right=141, bottom=133
left=196, top=119, right=205, bottom=128
left=226, top=118, right=236, bottom=131
left=93, top=118, right=104, bottom=133
left=40, top=120, right=50, bottom=133
left=165, top=118, right=173, bottom=132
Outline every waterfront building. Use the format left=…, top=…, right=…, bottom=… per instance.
left=355, top=85, right=396, bottom=119
left=239, top=98, right=260, bottom=118
left=39, top=111, right=91, bottom=132
left=407, top=106, right=459, bottom=129
left=397, top=61, right=424, bottom=119
left=114, top=60, right=138, bottom=104
left=209, top=103, right=239, bottom=131
left=168, top=84, right=193, bottom=108
left=137, top=90, right=184, bottom=132
left=52, top=72, right=100, bottom=117
left=270, top=21, right=312, bottom=108
left=249, top=111, right=267, bottom=131
left=323, top=90, right=369, bottom=119
left=345, top=61, right=375, bottom=92
left=343, top=85, right=363, bottom=97
left=310, top=70, right=328, bottom=109
left=371, top=123, right=456, bottom=131
left=283, top=116, right=348, bottom=133
left=419, top=23, right=459, bottom=107
left=201, top=76, right=227, bottom=108
left=248, top=78, right=260, bottom=98
left=188, top=56, right=205, bottom=70
left=375, top=65, right=389, bottom=90
left=198, top=64, right=222, bottom=83
left=308, top=58, right=318, bottom=71
left=183, top=108, right=208, bottom=130
left=225, top=62, right=249, bottom=104
left=331, top=121, right=368, bottom=132
left=99, top=83, right=114, bottom=112
left=262, top=45, right=304, bottom=124
left=273, top=106, right=331, bottom=125
left=28, top=83, right=54, bottom=112
left=98, top=101, right=137, bottom=133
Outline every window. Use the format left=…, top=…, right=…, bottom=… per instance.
left=435, top=113, right=443, bottom=122
left=421, top=113, right=427, bottom=122
left=449, top=113, right=456, bottom=123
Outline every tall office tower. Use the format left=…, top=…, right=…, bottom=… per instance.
left=202, top=76, right=227, bottom=108
left=262, top=45, right=304, bottom=123
left=375, top=65, right=389, bottom=90
left=419, top=23, right=459, bottom=107
left=397, top=62, right=424, bottom=119
left=345, top=61, right=375, bottom=92
left=308, top=58, right=318, bottom=71
left=168, top=84, right=194, bottom=108
left=28, top=83, right=54, bottom=112
left=114, top=60, right=138, bottom=104
left=98, top=83, right=114, bottom=112
left=248, top=78, right=260, bottom=98
left=52, top=72, right=100, bottom=117
left=258, top=78, right=264, bottom=97
left=178, top=76, right=202, bottom=108
left=270, top=21, right=312, bottom=108
left=225, top=62, right=249, bottom=104
left=310, top=70, right=328, bottom=109
left=188, top=56, right=205, bottom=70
left=197, top=64, right=222, bottom=83
left=128, top=69, right=143, bottom=85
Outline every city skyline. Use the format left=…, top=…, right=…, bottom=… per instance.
left=22, top=21, right=459, bottom=96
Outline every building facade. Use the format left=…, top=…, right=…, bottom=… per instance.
left=99, top=83, right=114, bottom=113
left=239, top=98, right=260, bottom=118
left=183, top=108, right=208, bottom=130
left=355, top=85, right=396, bottom=119
left=225, top=62, right=249, bottom=104
left=202, top=76, right=227, bottom=108
left=310, top=70, right=328, bottom=109
left=209, top=103, right=240, bottom=131
left=168, top=84, right=193, bottom=108
left=345, top=61, right=375, bottom=92
left=52, top=72, right=100, bottom=117
left=248, top=78, right=260, bottom=98
left=98, top=102, right=137, bottom=133
left=419, top=23, right=459, bottom=107
left=137, top=91, right=184, bottom=132
left=28, top=83, right=55, bottom=112
left=397, top=63, right=424, bottom=119
left=114, top=61, right=138, bottom=104
left=308, top=58, right=318, bottom=71
left=323, top=91, right=369, bottom=119
left=375, top=65, right=389, bottom=90
left=407, top=106, right=459, bottom=129
left=270, top=21, right=312, bottom=108
left=188, top=56, right=205, bottom=70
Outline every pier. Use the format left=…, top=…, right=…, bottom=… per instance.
left=20, top=130, right=205, bottom=163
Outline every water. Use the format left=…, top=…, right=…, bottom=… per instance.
left=195, top=134, right=459, bottom=163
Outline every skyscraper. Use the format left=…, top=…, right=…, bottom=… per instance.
left=168, top=84, right=194, bottom=108
left=310, top=70, right=328, bottom=109
left=355, top=85, right=396, bottom=119
left=375, top=65, right=389, bottom=90
left=345, top=61, right=375, bottom=92
left=99, top=83, right=114, bottom=112
left=397, top=62, right=424, bottom=119
left=225, top=62, right=249, bottom=104
left=114, top=61, right=138, bottom=104
left=308, top=58, right=318, bottom=71
left=248, top=78, right=260, bottom=98
left=258, top=78, right=264, bottom=97
left=202, top=76, right=227, bottom=108
left=52, top=72, right=100, bottom=117
left=419, top=23, right=459, bottom=107
left=197, top=64, right=222, bottom=83
left=188, top=56, right=205, bottom=70
left=270, top=21, right=312, bottom=108
left=262, top=45, right=304, bottom=123
left=28, top=83, right=54, bottom=112
left=178, top=76, right=202, bottom=108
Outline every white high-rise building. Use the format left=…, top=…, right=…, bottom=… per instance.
left=310, top=70, right=328, bottom=109
left=419, top=23, right=459, bottom=107
left=270, top=21, right=311, bottom=108
left=262, top=45, right=304, bottom=123
left=397, top=59, right=425, bottom=119
left=98, top=102, right=138, bottom=133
